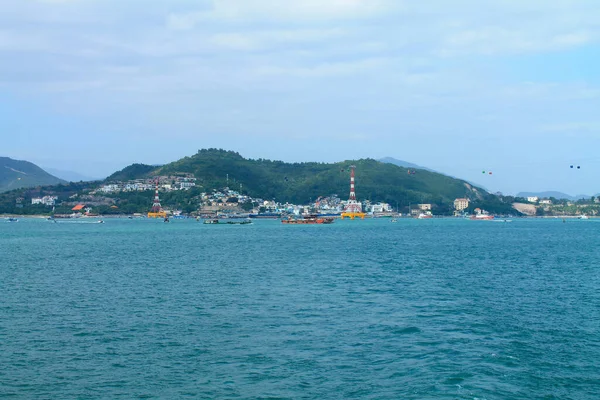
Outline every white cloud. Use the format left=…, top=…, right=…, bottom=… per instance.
left=255, top=57, right=389, bottom=77
left=167, top=0, right=397, bottom=30
left=209, top=28, right=346, bottom=51
left=540, top=122, right=600, bottom=133
left=439, top=28, right=595, bottom=56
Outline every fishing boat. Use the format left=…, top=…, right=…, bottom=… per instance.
left=6, top=217, right=18, bottom=222
left=417, top=213, right=433, bottom=219
left=578, top=214, right=589, bottom=220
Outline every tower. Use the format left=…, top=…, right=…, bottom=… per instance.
left=148, top=178, right=167, bottom=218
left=349, top=166, right=357, bottom=202
left=151, top=179, right=162, bottom=212
left=341, top=165, right=365, bottom=219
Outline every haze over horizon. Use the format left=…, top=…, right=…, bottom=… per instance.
left=2, top=0, right=599, bottom=196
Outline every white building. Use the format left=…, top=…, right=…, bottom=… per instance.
left=180, top=182, right=196, bottom=190
left=369, top=203, right=392, bottom=213
left=418, top=204, right=432, bottom=211
left=31, top=196, right=58, bottom=206
left=539, top=199, right=552, bottom=205
left=527, top=196, right=539, bottom=203
left=454, top=198, right=469, bottom=211
left=100, top=184, right=120, bottom=193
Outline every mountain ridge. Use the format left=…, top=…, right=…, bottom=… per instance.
left=0, top=157, right=65, bottom=192
left=103, top=149, right=487, bottom=207
left=43, top=167, right=102, bottom=183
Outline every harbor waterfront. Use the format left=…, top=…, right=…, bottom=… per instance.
left=1, top=218, right=599, bottom=398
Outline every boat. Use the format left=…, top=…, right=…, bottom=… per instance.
left=578, top=215, right=589, bottom=220
left=417, top=213, right=433, bottom=219
left=227, top=219, right=252, bottom=225
left=281, top=215, right=334, bottom=224
left=6, top=217, right=18, bottom=222
left=391, top=218, right=398, bottom=223
left=203, top=218, right=252, bottom=225
left=470, top=214, right=495, bottom=220
left=249, top=212, right=282, bottom=219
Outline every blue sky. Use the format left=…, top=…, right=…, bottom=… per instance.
left=1, top=0, right=599, bottom=195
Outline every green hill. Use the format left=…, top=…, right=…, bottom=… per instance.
left=0, top=157, right=65, bottom=192
left=1, top=149, right=516, bottom=215
left=151, top=149, right=486, bottom=208
left=106, top=163, right=157, bottom=182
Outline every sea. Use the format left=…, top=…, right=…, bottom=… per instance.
left=1, top=217, right=599, bottom=399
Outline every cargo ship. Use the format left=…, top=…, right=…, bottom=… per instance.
left=281, top=215, right=334, bottom=224
left=249, top=212, right=282, bottom=219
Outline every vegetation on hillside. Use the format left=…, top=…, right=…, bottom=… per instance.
left=157, top=149, right=484, bottom=208
left=105, top=163, right=157, bottom=182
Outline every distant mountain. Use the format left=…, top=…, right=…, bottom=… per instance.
left=516, top=191, right=594, bottom=200
left=380, top=157, right=488, bottom=191
left=379, top=157, right=435, bottom=172
left=44, top=167, right=101, bottom=183
left=0, top=157, right=65, bottom=192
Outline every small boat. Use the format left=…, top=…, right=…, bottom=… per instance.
left=578, top=215, right=589, bottom=220
left=203, top=219, right=220, bottom=224
left=417, top=213, right=433, bottom=219
left=391, top=218, right=398, bottom=223
left=6, top=217, right=18, bottom=222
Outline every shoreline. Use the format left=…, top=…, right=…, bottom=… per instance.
left=2, top=214, right=596, bottom=219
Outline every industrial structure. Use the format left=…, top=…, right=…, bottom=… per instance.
left=147, top=179, right=167, bottom=218
left=340, top=165, right=365, bottom=219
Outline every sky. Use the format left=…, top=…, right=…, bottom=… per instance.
left=1, top=0, right=599, bottom=195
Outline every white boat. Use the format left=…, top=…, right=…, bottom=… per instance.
left=470, top=214, right=494, bottom=221
left=578, top=215, right=589, bottom=220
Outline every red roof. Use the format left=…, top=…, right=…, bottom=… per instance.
left=72, top=204, right=85, bottom=211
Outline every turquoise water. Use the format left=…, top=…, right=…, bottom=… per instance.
left=1, top=218, right=599, bottom=399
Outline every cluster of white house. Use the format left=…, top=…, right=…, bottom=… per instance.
left=197, top=190, right=396, bottom=215
left=526, top=196, right=552, bottom=204
left=31, top=196, right=58, bottom=206
left=96, top=177, right=197, bottom=194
